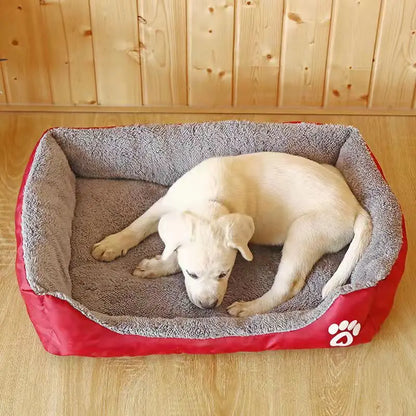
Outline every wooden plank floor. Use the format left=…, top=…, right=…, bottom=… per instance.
left=0, top=112, right=414, bottom=416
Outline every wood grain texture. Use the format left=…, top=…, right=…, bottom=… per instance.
left=0, top=0, right=416, bottom=111
left=324, top=0, right=382, bottom=108
left=89, top=0, right=142, bottom=106
left=0, top=0, right=52, bottom=104
left=370, top=0, right=416, bottom=109
left=233, top=0, right=284, bottom=106
left=39, top=0, right=72, bottom=104
left=187, top=0, right=235, bottom=106
left=2, top=104, right=416, bottom=115
left=59, top=0, right=97, bottom=105
left=138, top=0, right=187, bottom=105
left=0, top=112, right=415, bottom=416
left=278, top=0, right=333, bottom=107
left=0, top=64, right=7, bottom=104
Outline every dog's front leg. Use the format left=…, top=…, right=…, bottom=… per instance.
left=92, top=197, right=169, bottom=261
left=228, top=214, right=327, bottom=317
left=133, top=252, right=180, bottom=278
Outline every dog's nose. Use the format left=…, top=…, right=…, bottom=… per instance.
left=200, top=300, right=218, bottom=309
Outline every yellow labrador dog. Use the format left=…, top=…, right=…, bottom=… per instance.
left=92, top=152, right=372, bottom=317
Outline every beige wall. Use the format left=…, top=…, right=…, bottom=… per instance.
left=0, top=0, right=415, bottom=112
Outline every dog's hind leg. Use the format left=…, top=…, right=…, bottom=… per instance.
left=228, top=212, right=348, bottom=317
left=132, top=252, right=180, bottom=278
left=92, top=197, right=170, bottom=262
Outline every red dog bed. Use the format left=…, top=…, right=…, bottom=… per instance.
left=15, top=122, right=407, bottom=356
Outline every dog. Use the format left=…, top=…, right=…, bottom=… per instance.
left=92, top=152, right=372, bottom=317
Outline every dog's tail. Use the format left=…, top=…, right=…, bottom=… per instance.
left=322, top=209, right=372, bottom=298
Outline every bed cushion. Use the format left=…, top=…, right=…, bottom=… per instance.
left=16, top=121, right=406, bottom=355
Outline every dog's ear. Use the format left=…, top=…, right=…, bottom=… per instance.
left=158, top=212, right=194, bottom=260
left=217, top=214, right=255, bottom=261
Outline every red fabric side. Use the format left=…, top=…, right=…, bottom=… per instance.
left=14, top=126, right=407, bottom=356
left=15, top=288, right=376, bottom=356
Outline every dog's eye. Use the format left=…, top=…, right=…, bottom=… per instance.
left=218, top=272, right=228, bottom=279
left=186, top=270, right=199, bottom=279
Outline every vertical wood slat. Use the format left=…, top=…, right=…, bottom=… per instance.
left=413, top=85, right=416, bottom=109
left=39, top=0, right=72, bottom=104
left=0, top=65, right=7, bottom=103
left=324, top=0, right=382, bottom=108
left=278, top=0, right=332, bottom=107
left=187, top=0, right=235, bottom=106
left=0, top=1, right=51, bottom=104
left=59, top=0, right=97, bottom=105
left=138, top=0, right=187, bottom=105
left=29, top=0, right=96, bottom=105
left=233, top=0, right=284, bottom=106
left=370, top=0, right=416, bottom=109
left=89, top=0, right=142, bottom=106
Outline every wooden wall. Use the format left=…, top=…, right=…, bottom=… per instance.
left=0, top=0, right=415, bottom=112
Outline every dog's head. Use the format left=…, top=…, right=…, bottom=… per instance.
left=158, top=212, right=255, bottom=309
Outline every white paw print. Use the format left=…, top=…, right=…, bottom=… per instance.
left=328, top=320, right=361, bottom=347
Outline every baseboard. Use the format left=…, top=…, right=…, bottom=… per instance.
left=0, top=104, right=415, bottom=116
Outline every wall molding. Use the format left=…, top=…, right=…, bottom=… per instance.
left=0, top=105, right=415, bottom=116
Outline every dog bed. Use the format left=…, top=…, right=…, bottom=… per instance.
left=15, top=121, right=407, bottom=356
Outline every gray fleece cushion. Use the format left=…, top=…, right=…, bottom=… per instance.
left=21, top=121, right=403, bottom=339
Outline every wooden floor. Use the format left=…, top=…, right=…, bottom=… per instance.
left=0, top=112, right=414, bottom=416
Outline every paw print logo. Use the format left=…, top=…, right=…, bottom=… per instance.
left=328, top=320, right=361, bottom=347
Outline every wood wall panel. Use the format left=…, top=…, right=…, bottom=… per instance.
left=324, top=0, right=382, bottom=108
left=59, top=0, right=97, bottom=105
left=0, top=0, right=415, bottom=111
left=39, top=0, right=72, bottom=104
left=278, top=0, right=332, bottom=107
left=370, top=0, right=416, bottom=109
left=89, top=0, right=142, bottom=106
left=138, top=0, right=187, bottom=105
left=0, top=65, right=7, bottom=104
left=187, top=0, right=235, bottom=106
left=233, top=0, right=284, bottom=106
left=0, top=0, right=51, bottom=104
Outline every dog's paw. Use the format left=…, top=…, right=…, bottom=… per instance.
left=91, top=234, right=130, bottom=262
left=227, top=299, right=266, bottom=317
left=322, top=280, right=338, bottom=299
left=133, top=256, right=164, bottom=278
